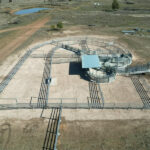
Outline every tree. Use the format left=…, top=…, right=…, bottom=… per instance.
left=57, top=22, right=63, bottom=29
left=112, top=0, right=119, bottom=10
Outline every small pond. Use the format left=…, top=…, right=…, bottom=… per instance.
left=15, top=8, right=50, bottom=15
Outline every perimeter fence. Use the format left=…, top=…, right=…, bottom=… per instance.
left=0, top=97, right=148, bottom=110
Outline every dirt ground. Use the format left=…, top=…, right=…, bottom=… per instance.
left=0, top=109, right=150, bottom=150
left=0, top=118, right=47, bottom=150
left=0, top=44, right=55, bottom=102
left=0, top=16, right=49, bottom=63
left=50, top=62, right=89, bottom=103
left=58, top=119, right=150, bottom=150
left=101, top=76, right=142, bottom=104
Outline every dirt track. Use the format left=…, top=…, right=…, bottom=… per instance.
left=0, top=24, right=49, bottom=34
left=0, top=17, right=49, bottom=62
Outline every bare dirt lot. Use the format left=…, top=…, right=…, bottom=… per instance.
left=0, top=44, right=54, bottom=101
left=101, top=76, right=142, bottom=104
left=0, top=17, right=49, bottom=63
left=0, top=109, right=150, bottom=150
left=50, top=63, right=89, bottom=103
left=58, top=119, right=150, bottom=150
left=0, top=118, right=47, bottom=150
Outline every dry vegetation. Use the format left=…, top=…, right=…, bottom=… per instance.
left=0, top=0, right=150, bottom=63
left=58, top=119, right=150, bottom=150
left=0, top=118, right=47, bottom=150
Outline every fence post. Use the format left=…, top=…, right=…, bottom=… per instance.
left=15, top=98, right=18, bottom=104
left=87, top=97, right=90, bottom=109
left=61, top=99, right=62, bottom=108
left=76, top=98, right=77, bottom=109
left=29, top=97, right=32, bottom=106
left=128, top=104, right=130, bottom=109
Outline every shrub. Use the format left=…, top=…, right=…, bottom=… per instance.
left=112, top=0, right=119, bottom=10
left=57, top=22, right=63, bottom=29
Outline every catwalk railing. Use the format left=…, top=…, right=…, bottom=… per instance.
left=118, top=63, right=150, bottom=75
left=126, top=63, right=150, bottom=74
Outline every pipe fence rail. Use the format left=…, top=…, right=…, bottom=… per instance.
left=31, top=53, right=79, bottom=58
left=37, top=46, right=59, bottom=108
left=42, top=107, right=62, bottom=150
left=0, top=102, right=148, bottom=110
left=131, top=76, right=150, bottom=108
left=88, top=82, right=101, bottom=108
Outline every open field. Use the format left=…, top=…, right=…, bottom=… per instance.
left=0, top=0, right=150, bottom=63
left=0, top=118, right=47, bottom=150
left=0, top=109, right=150, bottom=150
left=0, top=16, right=50, bottom=63
left=0, top=0, right=150, bottom=150
left=58, top=119, right=150, bottom=150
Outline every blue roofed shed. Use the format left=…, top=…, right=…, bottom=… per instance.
left=81, top=55, right=100, bottom=68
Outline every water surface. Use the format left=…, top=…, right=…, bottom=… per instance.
left=15, top=8, right=50, bottom=15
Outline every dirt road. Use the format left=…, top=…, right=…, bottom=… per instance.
left=0, top=17, right=49, bottom=62
left=0, top=23, right=49, bottom=34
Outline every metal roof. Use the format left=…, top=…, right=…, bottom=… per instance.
left=81, top=55, right=100, bottom=68
left=122, top=30, right=135, bottom=33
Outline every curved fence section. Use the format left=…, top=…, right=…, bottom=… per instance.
left=131, top=76, right=150, bottom=108
left=0, top=41, right=54, bottom=94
